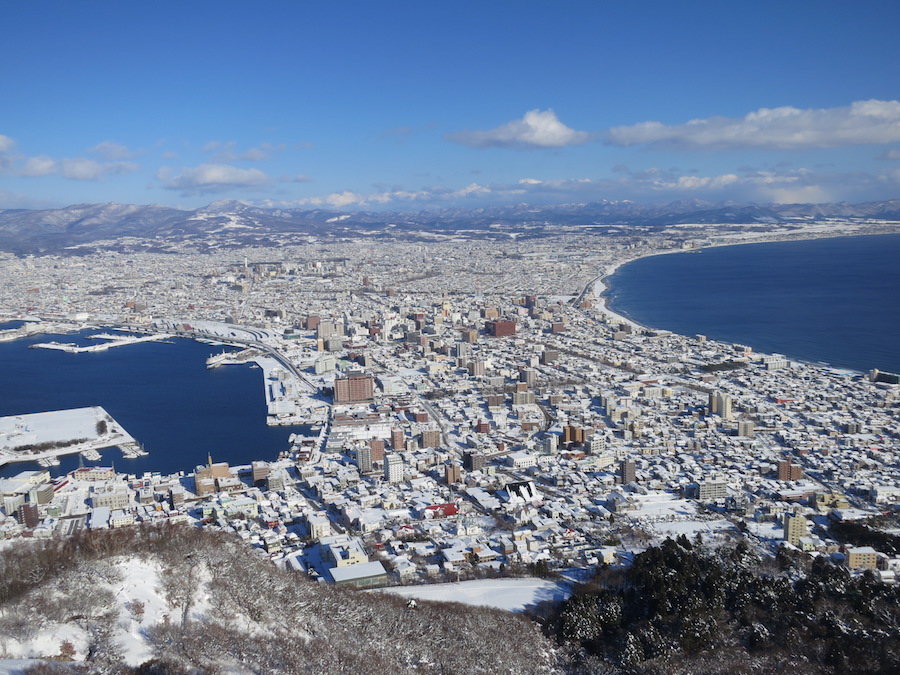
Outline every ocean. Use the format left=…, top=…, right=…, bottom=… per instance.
left=605, top=232, right=900, bottom=374
left=0, top=330, right=299, bottom=478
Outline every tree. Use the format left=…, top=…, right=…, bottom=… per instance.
left=59, top=639, right=76, bottom=660
left=126, top=598, right=145, bottom=623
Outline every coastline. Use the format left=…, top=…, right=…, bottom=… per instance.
left=592, top=230, right=900, bottom=374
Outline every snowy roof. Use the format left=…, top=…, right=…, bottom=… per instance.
left=329, top=561, right=387, bottom=584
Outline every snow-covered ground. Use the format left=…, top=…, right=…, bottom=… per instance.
left=0, top=406, right=135, bottom=466
left=0, top=406, right=131, bottom=451
left=0, top=555, right=212, bottom=667
left=378, top=577, right=574, bottom=612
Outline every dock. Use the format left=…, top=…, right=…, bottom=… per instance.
left=30, top=332, right=172, bottom=353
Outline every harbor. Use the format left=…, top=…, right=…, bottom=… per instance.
left=30, top=332, right=173, bottom=353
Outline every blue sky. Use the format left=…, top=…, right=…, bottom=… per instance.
left=2, top=1, right=899, bottom=210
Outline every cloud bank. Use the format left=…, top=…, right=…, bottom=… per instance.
left=158, top=163, right=272, bottom=195
left=446, top=109, right=593, bottom=149
left=268, top=164, right=900, bottom=211
left=607, top=100, right=900, bottom=149
left=0, top=135, right=138, bottom=180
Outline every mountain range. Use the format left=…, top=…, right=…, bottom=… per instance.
left=2, top=198, right=900, bottom=254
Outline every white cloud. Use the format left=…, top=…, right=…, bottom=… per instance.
left=60, top=158, right=138, bottom=181
left=607, top=100, right=900, bottom=149
left=446, top=109, right=594, bottom=149
left=88, top=141, right=136, bottom=161
left=879, top=148, right=900, bottom=160
left=0, top=135, right=19, bottom=172
left=0, top=134, right=138, bottom=180
left=22, top=156, right=56, bottom=176
left=158, top=163, right=272, bottom=194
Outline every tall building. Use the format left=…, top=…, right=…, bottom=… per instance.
left=456, top=342, right=472, bottom=360
left=384, top=454, right=403, bottom=484
left=467, top=360, right=486, bottom=377
left=445, top=462, right=461, bottom=485
left=697, top=479, right=727, bottom=502
left=368, top=438, right=385, bottom=462
left=544, top=434, right=559, bottom=454
left=784, top=512, right=807, bottom=546
left=589, top=433, right=607, bottom=455
left=390, top=427, right=405, bottom=450
left=512, top=391, right=535, bottom=405
left=540, top=349, right=559, bottom=365
left=620, top=459, right=636, bottom=484
left=17, top=503, right=39, bottom=528
left=709, top=391, right=733, bottom=420
left=251, top=461, right=270, bottom=486
left=778, top=459, right=803, bottom=481
left=357, top=445, right=373, bottom=474
left=563, top=425, right=585, bottom=445
left=486, top=320, right=516, bottom=337
left=737, top=420, right=755, bottom=437
left=334, top=371, right=375, bottom=404
left=420, top=428, right=441, bottom=449
left=464, top=451, right=486, bottom=471
left=519, top=368, right=536, bottom=387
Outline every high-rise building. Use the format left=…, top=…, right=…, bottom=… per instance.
left=384, top=454, right=403, bottom=483
left=368, top=438, right=385, bottom=462
left=512, top=391, right=536, bottom=405
left=784, top=512, right=807, bottom=546
left=333, top=372, right=375, bottom=404
left=456, top=342, right=472, bottom=360
left=737, top=420, right=755, bottom=437
left=620, top=459, right=636, bottom=484
left=464, top=452, right=486, bottom=471
left=544, top=434, right=558, bottom=454
left=357, top=445, right=373, bottom=474
left=563, top=425, right=585, bottom=445
left=251, top=461, right=270, bottom=486
left=778, top=459, right=803, bottom=481
left=420, top=429, right=441, bottom=449
left=486, top=320, right=516, bottom=337
left=486, top=394, right=505, bottom=408
left=697, top=479, right=727, bottom=501
left=390, top=427, right=405, bottom=450
left=709, top=391, right=733, bottom=420
left=445, top=462, right=461, bottom=485
left=467, top=360, right=486, bottom=377
left=17, top=503, right=39, bottom=528
left=519, top=368, right=536, bottom=387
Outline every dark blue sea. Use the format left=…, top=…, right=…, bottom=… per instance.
left=605, top=233, right=900, bottom=375
left=0, top=331, right=299, bottom=478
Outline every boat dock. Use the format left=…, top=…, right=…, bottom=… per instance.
left=30, top=333, right=172, bottom=353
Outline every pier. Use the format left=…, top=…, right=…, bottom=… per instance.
left=30, top=332, right=172, bottom=353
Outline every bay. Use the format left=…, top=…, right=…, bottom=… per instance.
left=0, top=330, right=297, bottom=478
left=605, top=233, right=900, bottom=374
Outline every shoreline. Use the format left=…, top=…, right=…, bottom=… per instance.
left=591, top=230, right=900, bottom=374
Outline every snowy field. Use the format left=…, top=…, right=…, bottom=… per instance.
left=378, top=577, right=574, bottom=612
left=0, top=406, right=133, bottom=452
